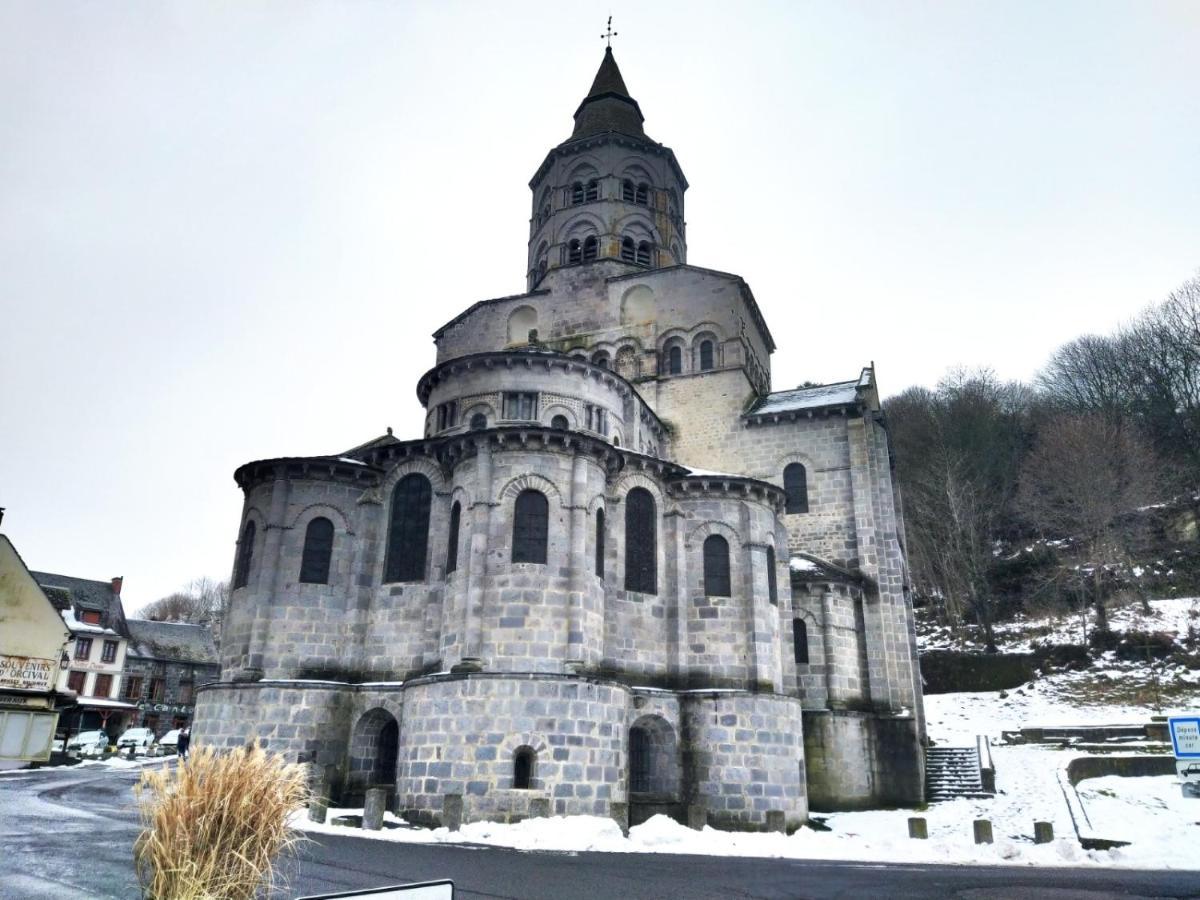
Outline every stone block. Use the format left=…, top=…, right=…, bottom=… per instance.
left=687, top=804, right=707, bottom=830
left=444, top=793, right=464, bottom=832
left=973, top=819, right=993, bottom=845
left=529, top=798, right=550, bottom=819
left=363, top=788, right=387, bottom=831
left=765, top=810, right=785, bottom=833
left=1033, top=821, right=1053, bottom=844
left=307, top=799, right=328, bottom=824
left=610, top=801, right=629, bottom=835
left=907, top=817, right=927, bottom=839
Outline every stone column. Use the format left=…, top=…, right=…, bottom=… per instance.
left=566, top=451, right=588, bottom=665
left=462, top=440, right=493, bottom=665
left=667, top=509, right=688, bottom=682
left=821, top=587, right=837, bottom=705
left=246, top=472, right=290, bottom=677
left=745, top=541, right=774, bottom=690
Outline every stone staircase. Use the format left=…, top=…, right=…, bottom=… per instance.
left=925, top=745, right=994, bottom=801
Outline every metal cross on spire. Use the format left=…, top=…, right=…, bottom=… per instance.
left=600, top=15, right=618, bottom=48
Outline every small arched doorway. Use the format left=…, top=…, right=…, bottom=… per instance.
left=628, top=714, right=681, bottom=826
left=347, top=708, right=400, bottom=805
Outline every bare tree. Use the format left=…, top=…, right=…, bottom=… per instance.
left=1018, top=414, right=1160, bottom=636
left=139, top=576, right=230, bottom=636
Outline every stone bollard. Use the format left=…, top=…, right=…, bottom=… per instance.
left=765, top=810, right=786, bottom=834
left=973, top=819, right=994, bottom=845
left=907, top=817, right=928, bottom=840
left=687, top=804, right=707, bottom=831
left=307, top=798, right=328, bottom=824
left=529, top=798, right=550, bottom=819
left=363, top=788, right=387, bottom=831
left=1034, top=821, right=1054, bottom=844
left=610, top=801, right=629, bottom=836
left=443, top=793, right=464, bottom=832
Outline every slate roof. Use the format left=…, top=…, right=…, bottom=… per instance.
left=572, top=47, right=647, bottom=140
left=746, top=369, right=873, bottom=418
left=126, top=619, right=218, bottom=666
left=31, top=570, right=128, bottom=634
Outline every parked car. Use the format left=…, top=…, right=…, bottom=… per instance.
left=66, top=730, right=110, bottom=758
left=117, top=727, right=158, bottom=755
left=158, top=729, right=181, bottom=754
left=1181, top=762, right=1200, bottom=779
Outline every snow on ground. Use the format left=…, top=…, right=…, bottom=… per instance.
left=922, top=597, right=1199, bottom=654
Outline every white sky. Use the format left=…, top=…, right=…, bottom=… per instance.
left=2, top=1, right=1197, bottom=611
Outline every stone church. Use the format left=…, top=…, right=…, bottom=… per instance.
left=194, top=47, right=926, bottom=831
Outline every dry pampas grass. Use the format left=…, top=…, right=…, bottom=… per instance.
left=134, top=740, right=311, bottom=900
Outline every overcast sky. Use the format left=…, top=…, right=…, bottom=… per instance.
left=2, top=1, right=1197, bottom=612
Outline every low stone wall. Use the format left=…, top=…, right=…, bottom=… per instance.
left=919, top=651, right=1038, bottom=694
left=803, top=709, right=923, bottom=810
left=1066, top=754, right=1177, bottom=785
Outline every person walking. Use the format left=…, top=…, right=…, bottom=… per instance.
left=177, top=726, right=191, bottom=761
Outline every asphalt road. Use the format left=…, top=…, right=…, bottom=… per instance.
left=1, top=764, right=1197, bottom=900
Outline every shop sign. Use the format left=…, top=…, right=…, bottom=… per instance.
left=0, top=655, right=57, bottom=692
left=137, top=701, right=194, bottom=715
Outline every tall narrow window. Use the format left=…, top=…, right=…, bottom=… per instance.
left=635, top=183, right=649, bottom=205
left=93, top=674, right=112, bottom=697
left=629, top=725, right=651, bottom=792
left=299, top=517, right=334, bottom=584
left=66, top=671, right=85, bottom=693
left=624, top=487, right=657, bottom=594
left=101, top=640, right=118, bottom=663
left=620, top=237, right=635, bottom=263
left=446, top=501, right=461, bottom=574
left=74, top=637, right=92, bottom=660
left=636, top=241, right=652, bottom=266
left=703, top=534, right=731, bottom=597
left=512, top=490, right=549, bottom=564
left=384, top=474, right=432, bottom=582
left=234, top=520, right=256, bottom=589
left=784, top=463, right=809, bottom=514
left=595, top=509, right=605, bottom=577
left=766, top=545, right=778, bottom=606
left=571, top=182, right=584, bottom=205
left=585, top=179, right=599, bottom=201
left=699, top=340, right=714, bottom=371
left=567, top=239, right=583, bottom=264
left=513, top=747, right=535, bottom=789
left=667, top=345, right=682, bottom=375
left=793, top=618, right=809, bottom=664
left=622, top=179, right=635, bottom=202
left=583, top=235, right=598, bottom=261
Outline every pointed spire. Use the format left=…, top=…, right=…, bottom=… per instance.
left=571, top=48, right=646, bottom=140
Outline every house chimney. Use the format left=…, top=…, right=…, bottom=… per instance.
left=111, top=576, right=123, bottom=596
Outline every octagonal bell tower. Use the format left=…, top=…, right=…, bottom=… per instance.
left=526, top=47, right=689, bottom=290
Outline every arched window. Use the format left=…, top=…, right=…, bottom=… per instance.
left=233, top=520, right=256, bottom=589
left=620, top=237, right=635, bottom=263
left=446, top=501, right=461, bottom=575
left=703, top=534, right=731, bottom=597
left=784, top=463, right=809, bottom=514
left=635, top=183, right=649, bottom=206
left=585, top=179, right=599, bottom=202
left=629, top=725, right=651, bottom=792
left=793, top=618, right=809, bottom=664
left=595, top=508, right=605, bottom=577
left=567, top=239, right=583, bottom=264
left=513, top=747, right=535, bottom=789
left=636, top=241, right=652, bottom=266
left=571, top=181, right=584, bottom=205
left=384, top=474, right=432, bottom=582
left=622, top=179, right=635, bottom=202
left=551, top=414, right=569, bottom=430
left=541, top=203, right=550, bottom=223
left=624, top=487, right=656, bottom=594
left=512, top=489, right=549, bottom=564
left=470, top=413, right=487, bottom=431
left=591, top=351, right=609, bottom=369
left=299, top=517, right=334, bottom=584
left=766, top=545, right=778, bottom=606
left=666, top=344, right=682, bottom=375
left=583, top=235, right=598, bottom=261
left=699, top=340, right=714, bottom=371
left=537, top=258, right=547, bottom=281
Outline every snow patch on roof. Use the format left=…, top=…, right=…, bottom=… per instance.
left=750, top=380, right=860, bottom=416
left=789, top=556, right=821, bottom=573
